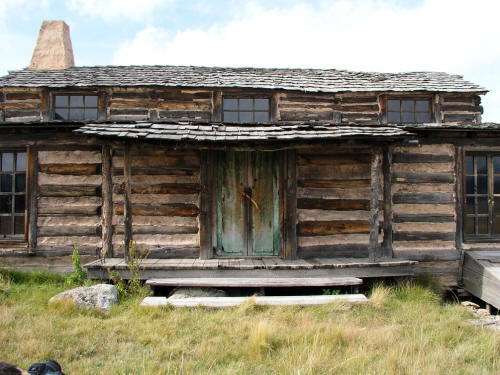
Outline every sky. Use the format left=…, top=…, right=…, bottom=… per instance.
left=1, top=0, right=499, bottom=121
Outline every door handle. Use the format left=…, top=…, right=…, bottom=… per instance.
left=240, top=191, right=261, bottom=212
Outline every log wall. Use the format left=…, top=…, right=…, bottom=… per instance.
left=111, top=145, right=200, bottom=258
left=391, top=143, right=460, bottom=285
left=1, top=89, right=42, bottom=122
left=36, top=149, right=103, bottom=255
left=296, top=147, right=381, bottom=258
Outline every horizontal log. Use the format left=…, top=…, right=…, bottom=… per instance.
left=392, top=144, right=454, bottom=156
left=38, top=226, right=102, bottom=237
left=393, top=232, right=455, bottom=241
left=442, top=95, right=475, bottom=103
left=393, top=182, right=454, bottom=194
left=297, top=187, right=370, bottom=200
left=340, top=104, right=379, bottom=112
left=38, top=173, right=102, bottom=186
left=297, top=198, right=370, bottom=211
left=298, top=164, right=370, bottom=180
left=393, top=192, right=454, bottom=204
left=38, top=215, right=101, bottom=226
left=393, top=173, right=454, bottom=184
left=112, top=167, right=198, bottom=176
left=112, top=154, right=200, bottom=169
left=111, top=92, right=151, bottom=100
left=34, top=246, right=99, bottom=256
left=37, top=236, right=102, bottom=247
left=39, top=163, right=101, bottom=176
left=114, top=183, right=200, bottom=195
left=38, top=206, right=101, bottom=216
left=38, top=150, right=101, bottom=164
left=115, top=203, right=199, bottom=217
left=158, top=110, right=211, bottom=120
left=4, top=109, right=40, bottom=118
left=393, top=248, right=460, bottom=261
left=297, top=154, right=370, bottom=166
left=113, top=225, right=198, bottom=235
left=393, top=203, right=455, bottom=215
left=280, top=110, right=334, bottom=121
left=3, top=102, right=41, bottom=110
left=393, top=214, right=455, bottom=223
left=298, top=179, right=370, bottom=188
left=39, top=184, right=101, bottom=197
left=298, top=234, right=372, bottom=247
left=110, top=108, right=148, bottom=116
left=148, top=247, right=199, bottom=259
left=6, top=92, right=40, bottom=100
left=112, top=233, right=199, bottom=246
left=394, top=222, right=456, bottom=233
left=113, top=193, right=198, bottom=205
left=341, top=113, right=379, bottom=122
left=298, top=220, right=370, bottom=235
left=298, top=209, right=370, bottom=222
left=298, top=244, right=368, bottom=258
left=392, top=153, right=453, bottom=163
left=114, top=174, right=199, bottom=185
left=441, top=104, right=481, bottom=112
left=341, top=96, right=378, bottom=104
left=112, top=215, right=197, bottom=226
left=443, top=114, right=475, bottom=122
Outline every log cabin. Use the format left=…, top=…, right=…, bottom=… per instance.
left=1, top=21, right=500, bottom=298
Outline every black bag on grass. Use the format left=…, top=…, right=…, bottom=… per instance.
left=27, top=360, right=65, bottom=375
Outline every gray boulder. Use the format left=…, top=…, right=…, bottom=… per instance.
left=49, top=284, right=118, bottom=312
left=169, top=287, right=227, bottom=299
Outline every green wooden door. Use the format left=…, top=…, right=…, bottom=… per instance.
left=216, top=151, right=279, bottom=257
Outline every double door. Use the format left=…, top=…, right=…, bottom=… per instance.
left=216, top=151, right=279, bottom=257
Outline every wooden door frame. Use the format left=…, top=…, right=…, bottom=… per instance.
left=199, top=149, right=297, bottom=260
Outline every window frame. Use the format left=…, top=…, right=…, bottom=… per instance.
left=386, top=97, right=433, bottom=124
left=222, top=96, right=271, bottom=124
left=51, top=93, right=100, bottom=121
left=463, top=152, right=500, bottom=241
left=0, top=150, right=27, bottom=240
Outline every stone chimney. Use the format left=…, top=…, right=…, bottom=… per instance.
left=29, top=20, right=75, bottom=70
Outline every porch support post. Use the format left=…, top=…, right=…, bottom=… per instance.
left=200, top=150, right=216, bottom=259
left=27, top=145, right=38, bottom=254
left=283, top=149, right=297, bottom=260
left=382, top=146, right=393, bottom=258
left=369, top=148, right=382, bottom=261
left=123, top=143, right=132, bottom=261
left=101, top=144, right=113, bottom=258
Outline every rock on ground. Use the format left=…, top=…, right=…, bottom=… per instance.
left=462, top=301, right=500, bottom=331
left=49, top=284, right=118, bottom=312
left=169, top=287, right=227, bottom=299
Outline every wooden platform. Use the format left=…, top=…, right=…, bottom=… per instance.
left=462, top=251, right=500, bottom=310
left=141, top=294, right=369, bottom=308
left=85, top=257, right=417, bottom=280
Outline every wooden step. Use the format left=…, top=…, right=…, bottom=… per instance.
left=146, top=276, right=362, bottom=288
left=141, top=294, right=368, bottom=308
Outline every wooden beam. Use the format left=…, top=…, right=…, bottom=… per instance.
left=369, top=148, right=382, bottom=261
left=101, top=144, right=113, bottom=258
left=27, top=145, right=38, bottom=254
left=283, top=150, right=297, bottom=260
left=382, top=147, right=393, bottom=258
left=199, top=150, right=215, bottom=259
left=123, top=143, right=132, bottom=260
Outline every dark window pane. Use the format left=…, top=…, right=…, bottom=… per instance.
left=254, top=111, right=269, bottom=122
left=415, top=101, right=429, bottom=111
left=466, top=176, right=474, bottom=194
left=85, top=95, right=98, bottom=107
left=239, top=112, right=253, bottom=123
left=415, top=112, right=430, bottom=123
left=16, top=152, right=26, bottom=172
left=255, top=99, right=269, bottom=110
left=223, top=111, right=238, bottom=123
left=478, top=217, right=488, bottom=234
left=223, top=99, right=237, bottom=110
left=84, top=109, right=98, bottom=121
left=465, top=216, right=475, bottom=234
left=401, top=111, right=414, bottom=123
left=478, top=197, right=488, bottom=214
left=494, top=157, right=500, bottom=174
left=465, top=156, right=474, bottom=175
left=55, top=108, right=68, bottom=120
left=477, top=176, right=488, bottom=194
left=239, top=99, right=253, bottom=111
left=495, top=197, right=500, bottom=216
left=387, top=100, right=400, bottom=111
left=401, top=100, right=415, bottom=111
left=494, top=217, right=500, bottom=235
left=15, top=174, right=25, bottom=193
left=55, top=95, right=68, bottom=107
left=14, top=216, right=24, bottom=235
left=14, top=195, right=25, bottom=213
left=0, top=217, right=11, bottom=235
left=387, top=111, right=400, bottom=123
left=70, top=95, right=84, bottom=107
left=1, top=174, right=12, bottom=192
left=495, top=177, right=500, bottom=194
left=0, top=196, right=12, bottom=213
left=69, top=108, right=84, bottom=120
left=476, top=156, right=487, bottom=174
left=466, top=197, right=475, bottom=215
left=2, top=153, right=13, bottom=172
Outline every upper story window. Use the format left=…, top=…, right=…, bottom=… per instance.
left=223, top=98, right=270, bottom=123
left=0, top=151, right=26, bottom=237
left=387, top=99, right=431, bottom=123
left=54, top=95, right=98, bottom=121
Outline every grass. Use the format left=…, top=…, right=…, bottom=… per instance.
left=0, top=269, right=499, bottom=375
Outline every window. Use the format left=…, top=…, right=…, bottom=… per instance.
left=223, top=98, right=270, bottom=123
left=464, top=153, right=500, bottom=238
left=387, top=99, right=431, bottom=123
left=54, top=95, right=98, bottom=121
left=0, top=151, right=26, bottom=237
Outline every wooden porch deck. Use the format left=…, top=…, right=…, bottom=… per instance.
left=462, top=251, right=500, bottom=310
left=85, top=257, right=418, bottom=280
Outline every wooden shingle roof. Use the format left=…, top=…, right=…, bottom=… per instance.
left=0, top=65, right=487, bottom=93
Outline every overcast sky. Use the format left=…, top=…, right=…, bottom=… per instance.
left=1, top=0, right=499, bottom=121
